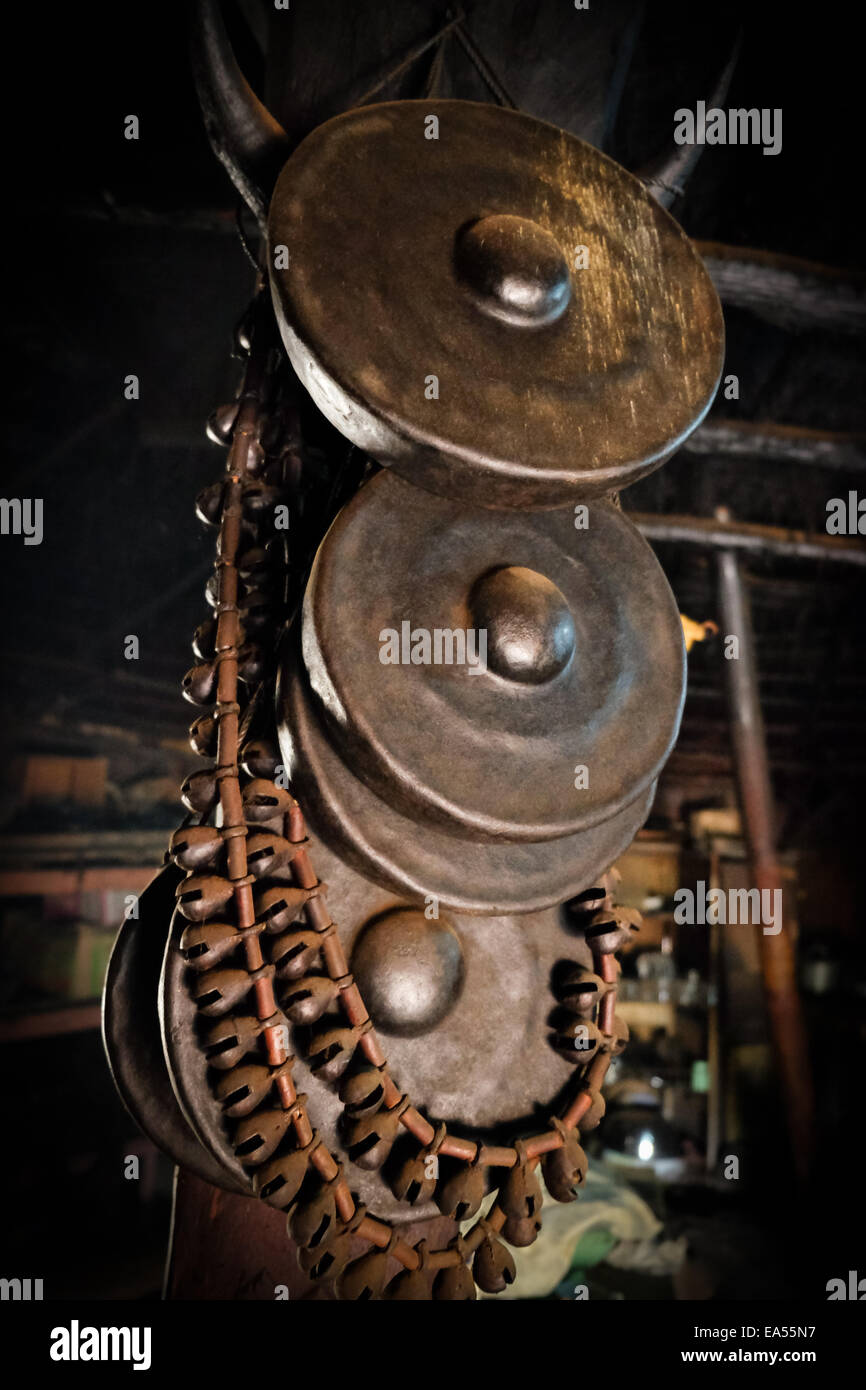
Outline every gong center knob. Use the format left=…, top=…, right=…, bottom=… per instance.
left=351, top=910, right=465, bottom=1037
left=454, top=214, right=572, bottom=327
left=471, top=565, right=575, bottom=684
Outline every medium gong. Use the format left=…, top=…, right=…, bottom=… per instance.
left=269, top=99, right=724, bottom=508
left=278, top=468, right=684, bottom=913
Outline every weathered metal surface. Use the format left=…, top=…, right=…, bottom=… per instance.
left=291, top=469, right=685, bottom=849
left=281, top=644, right=656, bottom=913
left=108, top=72, right=698, bottom=1281
left=160, top=907, right=255, bottom=1195
left=268, top=100, right=724, bottom=508
left=161, top=825, right=598, bottom=1222
left=351, top=908, right=466, bottom=1037
left=102, top=864, right=247, bottom=1192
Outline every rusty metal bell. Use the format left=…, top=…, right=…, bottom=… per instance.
left=386, top=1264, right=431, bottom=1300
left=192, top=617, right=217, bottom=661
left=542, top=1121, right=588, bottom=1204
left=584, top=906, right=642, bottom=955
left=180, top=768, right=218, bottom=814
left=609, top=1013, right=630, bottom=1055
left=189, top=712, right=218, bottom=757
left=306, top=1023, right=357, bottom=1082
left=578, top=1087, right=606, bottom=1131
left=270, top=928, right=321, bottom=979
left=240, top=740, right=281, bottom=780
left=339, top=1066, right=387, bottom=1118
left=242, top=778, right=295, bottom=821
left=182, top=660, right=218, bottom=706
left=215, top=1062, right=273, bottom=1117
left=237, top=643, right=265, bottom=686
left=298, top=1230, right=355, bottom=1283
left=289, top=1176, right=339, bottom=1251
left=432, top=1258, right=476, bottom=1301
left=233, top=1106, right=295, bottom=1166
left=551, top=1017, right=603, bottom=1066
left=175, top=873, right=235, bottom=922
left=234, top=306, right=253, bottom=354
left=238, top=587, right=275, bottom=633
left=180, top=919, right=240, bottom=970
left=502, top=1212, right=542, bottom=1247
left=343, top=1096, right=408, bottom=1171
left=206, top=401, right=240, bottom=446
left=245, top=831, right=293, bottom=878
left=254, top=1133, right=317, bottom=1210
left=202, top=1013, right=263, bottom=1069
left=435, top=1160, right=487, bottom=1221
left=241, top=481, right=282, bottom=520
left=237, top=546, right=279, bottom=584
left=337, top=1247, right=393, bottom=1301
left=192, top=962, right=273, bottom=1017
left=195, top=480, right=226, bottom=527
left=281, top=974, right=339, bottom=1025
left=560, top=964, right=607, bottom=1016
left=473, top=1230, right=516, bottom=1294
left=390, top=1150, right=438, bottom=1206
left=256, top=884, right=319, bottom=933
left=169, top=824, right=224, bottom=871
left=499, top=1145, right=542, bottom=1222
left=566, top=884, right=608, bottom=912
left=385, top=1242, right=430, bottom=1300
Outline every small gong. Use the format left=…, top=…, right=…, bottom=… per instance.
left=269, top=99, right=724, bottom=508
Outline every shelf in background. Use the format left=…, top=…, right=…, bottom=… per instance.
left=0, top=1000, right=102, bottom=1042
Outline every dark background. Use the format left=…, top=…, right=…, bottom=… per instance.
left=0, top=0, right=863, bottom=1300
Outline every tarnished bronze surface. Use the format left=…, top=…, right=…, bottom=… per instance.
left=103, top=8, right=743, bottom=1300
left=293, top=469, right=685, bottom=844
left=102, top=865, right=248, bottom=1193
left=281, top=646, right=655, bottom=912
left=269, top=99, right=724, bottom=508
left=161, top=907, right=255, bottom=1196
left=161, top=826, right=598, bottom=1222
left=350, top=908, right=466, bottom=1037
left=109, top=251, right=680, bottom=1291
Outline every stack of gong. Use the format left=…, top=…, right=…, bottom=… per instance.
left=103, top=99, right=725, bottom=1242
left=269, top=99, right=724, bottom=914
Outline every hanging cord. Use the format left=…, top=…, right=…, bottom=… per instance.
left=450, top=12, right=518, bottom=110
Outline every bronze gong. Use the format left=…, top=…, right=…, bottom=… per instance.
left=279, top=468, right=684, bottom=912
left=269, top=99, right=724, bottom=508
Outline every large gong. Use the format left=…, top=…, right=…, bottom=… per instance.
left=269, top=100, right=724, bottom=508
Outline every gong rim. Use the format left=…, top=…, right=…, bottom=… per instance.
left=269, top=99, right=724, bottom=508
left=102, top=865, right=247, bottom=1192
left=279, top=645, right=656, bottom=914
left=159, top=907, right=255, bottom=1196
